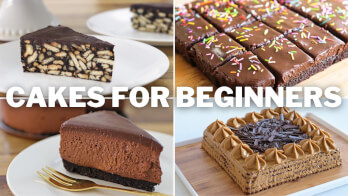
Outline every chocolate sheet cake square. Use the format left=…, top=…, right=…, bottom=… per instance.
left=261, top=8, right=312, bottom=34
left=202, top=108, right=342, bottom=194
left=175, top=12, right=218, bottom=60
left=253, top=38, right=314, bottom=86
left=20, top=25, right=114, bottom=82
left=287, top=25, right=345, bottom=63
left=202, top=2, right=256, bottom=33
left=189, top=33, right=246, bottom=74
left=130, top=3, right=173, bottom=34
left=213, top=52, right=275, bottom=89
left=188, top=0, right=231, bottom=15
left=228, top=21, right=284, bottom=50
left=235, top=0, right=284, bottom=19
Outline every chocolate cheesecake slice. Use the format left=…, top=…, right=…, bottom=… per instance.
left=21, top=25, right=115, bottom=82
left=59, top=111, right=163, bottom=191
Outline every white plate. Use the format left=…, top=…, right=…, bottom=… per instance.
left=7, top=131, right=173, bottom=196
left=0, top=35, right=169, bottom=96
left=87, top=8, right=173, bottom=46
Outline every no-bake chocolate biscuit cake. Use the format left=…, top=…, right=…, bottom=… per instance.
left=60, top=111, right=163, bottom=191
left=175, top=0, right=348, bottom=89
left=202, top=107, right=342, bottom=194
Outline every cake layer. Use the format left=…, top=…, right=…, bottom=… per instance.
left=20, top=26, right=114, bottom=82
left=131, top=3, right=173, bottom=34
left=63, top=159, right=157, bottom=192
left=59, top=111, right=163, bottom=190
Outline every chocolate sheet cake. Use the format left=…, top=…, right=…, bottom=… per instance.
left=202, top=108, right=342, bottom=194
left=175, top=0, right=348, bottom=89
left=130, top=3, right=173, bottom=34
left=59, top=111, right=163, bottom=191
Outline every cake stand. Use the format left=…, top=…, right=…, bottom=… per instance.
left=0, top=0, right=59, bottom=41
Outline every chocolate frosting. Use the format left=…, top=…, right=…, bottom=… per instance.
left=21, top=25, right=114, bottom=48
left=130, top=3, right=173, bottom=13
left=235, top=0, right=283, bottom=18
left=61, top=111, right=163, bottom=152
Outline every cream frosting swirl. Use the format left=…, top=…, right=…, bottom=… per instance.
left=226, top=117, right=246, bottom=129
left=283, top=143, right=304, bottom=159
left=245, top=153, right=266, bottom=171
left=264, top=148, right=287, bottom=164
left=213, top=126, right=233, bottom=143
left=230, top=143, right=253, bottom=160
left=313, top=135, right=336, bottom=153
left=260, top=109, right=279, bottom=119
left=293, top=116, right=307, bottom=126
left=284, top=111, right=301, bottom=121
left=274, top=107, right=290, bottom=115
left=243, top=112, right=264, bottom=123
left=206, top=119, right=224, bottom=135
left=300, top=121, right=318, bottom=134
left=308, top=128, right=331, bottom=138
left=299, top=139, right=320, bottom=154
left=221, top=134, right=242, bottom=151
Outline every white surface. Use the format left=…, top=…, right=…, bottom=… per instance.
left=174, top=100, right=348, bottom=195
left=87, top=8, right=173, bottom=46
left=0, top=35, right=169, bottom=96
left=0, top=0, right=59, bottom=41
left=7, top=131, right=173, bottom=196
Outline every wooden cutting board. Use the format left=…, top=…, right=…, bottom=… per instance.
left=175, top=115, right=348, bottom=195
left=175, top=53, right=348, bottom=97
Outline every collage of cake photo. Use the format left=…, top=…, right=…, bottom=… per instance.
left=0, top=0, right=347, bottom=196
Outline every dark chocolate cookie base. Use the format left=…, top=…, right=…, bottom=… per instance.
left=62, top=159, right=158, bottom=192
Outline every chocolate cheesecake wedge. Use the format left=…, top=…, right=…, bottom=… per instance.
left=59, top=111, right=163, bottom=191
left=21, top=25, right=115, bottom=82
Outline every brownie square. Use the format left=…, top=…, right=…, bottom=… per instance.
left=202, top=3, right=256, bottom=33
left=188, top=0, right=231, bottom=15
left=281, top=0, right=313, bottom=18
left=235, top=0, right=283, bottom=19
left=190, top=33, right=246, bottom=74
left=213, top=51, right=275, bottom=89
left=228, top=21, right=284, bottom=50
left=253, top=38, right=314, bottom=86
left=287, top=25, right=345, bottom=63
left=175, top=12, right=218, bottom=61
left=261, top=8, right=312, bottom=35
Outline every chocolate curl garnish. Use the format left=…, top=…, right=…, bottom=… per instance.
left=243, top=112, right=264, bottom=123
left=300, top=121, right=317, bottom=134
left=284, top=111, right=301, bottom=121
left=264, top=147, right=287, bottom=164
left=246, top=153, right=266, bottom=171
left=213, top=126, right=233, bottom=143
left=260, top=109, right=279, bottom=119
left=226, top=117, right=246, bottom=129
left=274, top=107, right=290, bottom=115
left=293, top=116, right=307, bottom=126
left=283, top=143, right=304, bottom=159
left=231, top=143, right=253, bottom=160
left=313, top=135, right=335, bottom=153
left=206, top=119, right=224, bottom=135
left=221, top=134, right=242, bottom=151
left=299, top=139, right=320, bottom=154
left=309, top=128, right=331, bottom=138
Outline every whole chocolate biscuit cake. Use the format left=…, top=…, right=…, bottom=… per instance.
left=175, top=0, right=348, bottom=89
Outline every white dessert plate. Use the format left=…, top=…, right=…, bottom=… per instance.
left=87, top=8, right=173, bottom=46
left=0, top=35, right=169, bottom=96
left=7, top=131, right=173, bottom=196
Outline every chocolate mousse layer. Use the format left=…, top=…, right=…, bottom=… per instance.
left=59, top=111, right=163, bottom=191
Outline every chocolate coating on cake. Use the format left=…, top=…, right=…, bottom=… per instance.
left=235, top=0, right=283, bottom=19
left=130, top=3, right=173, bottom=13
left=61, top=111, right=162, bottom=151
left=230, top=115, right=309, bottom=152
left=228, top=21, right=284, bottom=50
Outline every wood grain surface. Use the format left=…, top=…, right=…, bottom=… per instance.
left=175, top=116, right=348, bottom=195
left=0, top=0, right=173, bottom=97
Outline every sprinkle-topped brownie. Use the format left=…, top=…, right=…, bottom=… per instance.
left=235, top=0, right=284, bottom=19
left=188, top=0, right=231, bottom=15
left=287, top=25, right=345, bottom=63
left=228, top=21, right=284, bottom=50
left=190, top=33, right=246, bottom=74
left=261, top=8, right=312, bottom=34
left=253, top=38, right=314, bottom=86
left=175, top=12, right=218, bottom=60
left=213, top=51, right=275, bottom=89
left=202, top=2, right=256, bottom=33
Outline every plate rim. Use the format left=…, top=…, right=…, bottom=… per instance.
left=86, top=8, right=173, bottom=46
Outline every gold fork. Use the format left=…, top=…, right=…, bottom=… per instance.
left=37, top=166, right=169, bottom=196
